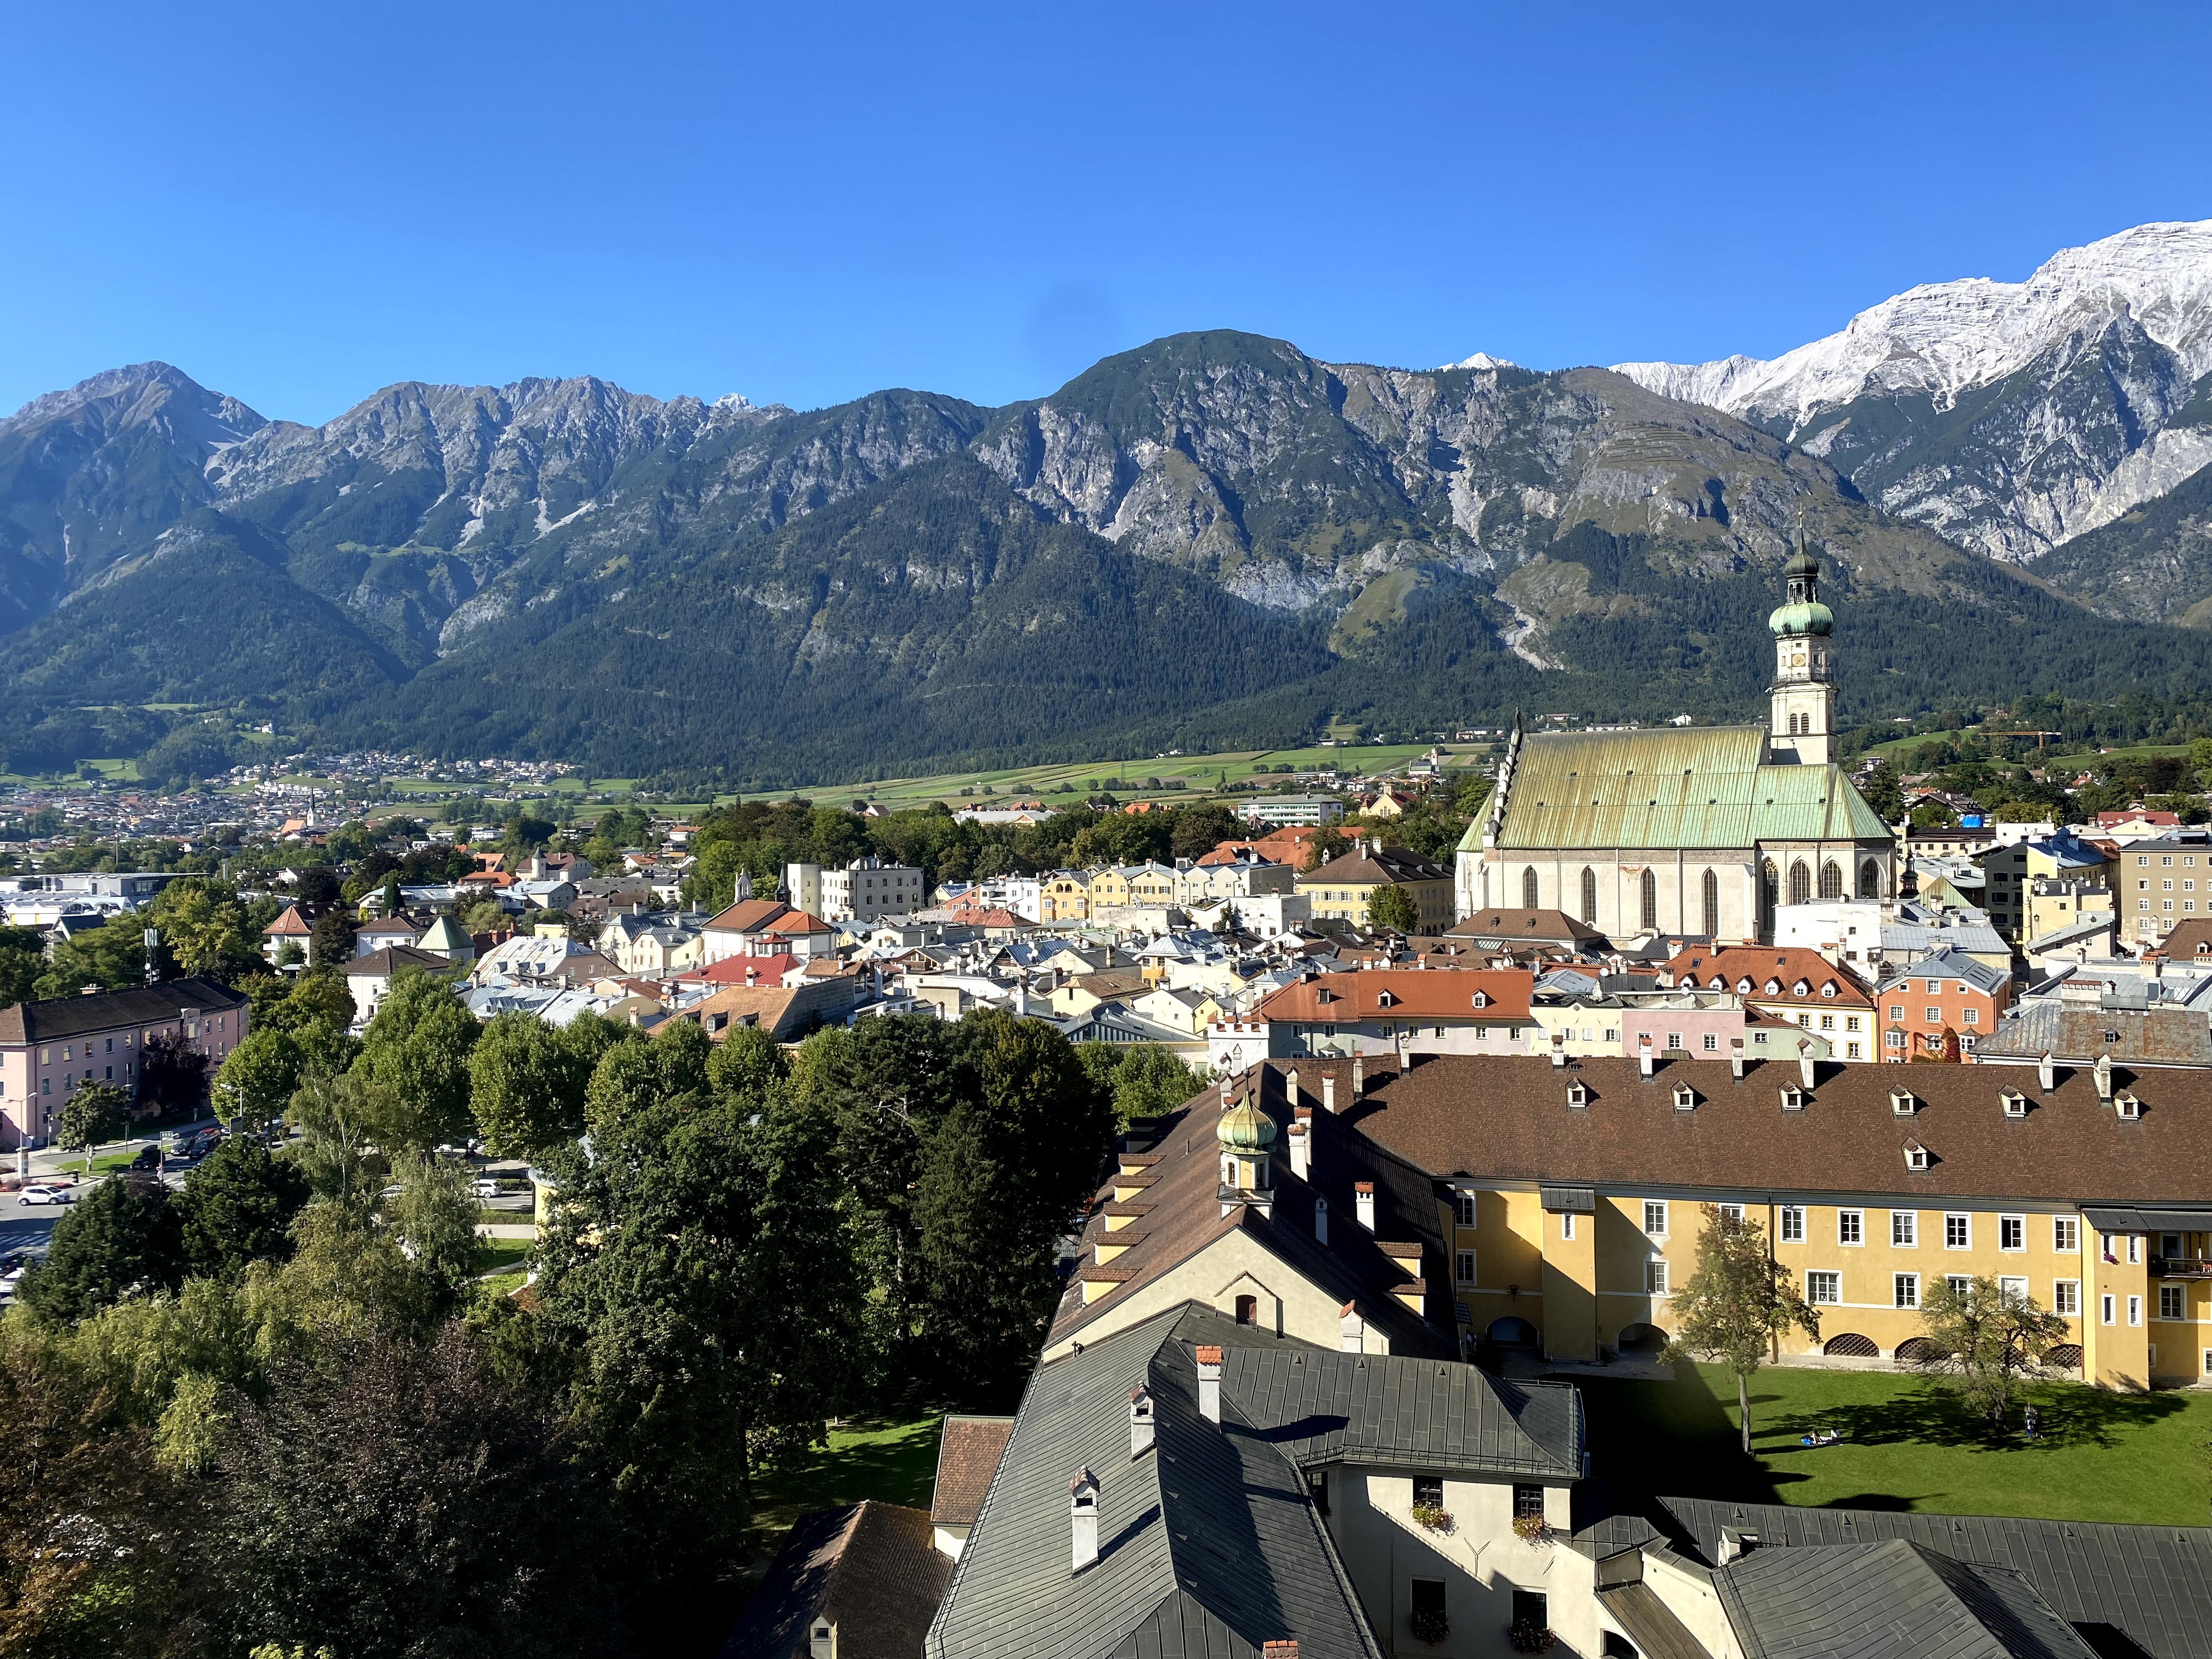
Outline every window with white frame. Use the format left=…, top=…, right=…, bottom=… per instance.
left=1644, top=1200, right=1667, bottom=1236
left=2160, top=1285, right=2185, bottom=1321
left=2053, top=1280, right=2079, bottom=1316
left=1838, top=1210, right=1863, bottom=1246
left=1945, top=1213, right=1971, bottom=1250
left=1646, top=1259, right=1669, bottom=1295
left=1891, top=1211, right=1917, bottom=1247
left=1454, top=1192, right=1476, bottom=1227
left=1780, top=1205, right=1805, bottom=1243
left=1719, top=1203, right=1745, bottom=1224
left=2128, top=1295, right=2143, bottom=1327
left=2128, top=1234, right=2142, bottom=1264
left=1999, top=1276, right=2028, bottom=1305
left=2102, top=1294, right=2116, bottom=1325
left=1999, top=1215, right=2025, bottom=1252
left=1560, top=1212, right=1576, bottom=1240
left=1456, top=1250, right=1476, bottom=1285
left=1807, top=1271, right=1840, bottom=1304
left=1945, top=1274, right=1972, bottom=1297
left=1894, top=1273, right=1919, bottom=1308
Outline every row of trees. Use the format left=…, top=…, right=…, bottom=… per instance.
left=8, top=966, right=1166, bottom=1655
left=1669, top=1206, right=2075, bottom=1451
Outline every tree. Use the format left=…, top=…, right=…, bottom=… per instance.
left=1367, top=883, right=1419, bottom=935
left=385, top=1150, right=481, bottom=1297
left=35, top=923, right=161, bottom=999
left=1303, top=826, right=1350, bottom=871
left=537, top=1080, right=862, bottom=1638
left=207, top=1325, right=630, bottom=1659
left=467, top=1011, right=597, bottom=1162
left=1855, top=760, right=1906, bottom=823
left=0, top=1317, right=205, bottom=1656
left=1664, top=1205, right=1820, bottom=1453
left=582, top=1018, right=705, bottom=1133
left=308, top=908, right=356, bottom=967
left=1077, top=1042, right=1208, bottom=1130
left=146, top=879, right=261, bottom=982
left=1908, top=1275, right=2073, bottom=1429
left=138, top=1032, right=211, bottom=1116
left=18, top=1177, right=188, bottom=1326
left=1168, top=803, right=1239, bottom=860
left=55, top=1080, right=131, bottom=1172
left=500, top=814, right=557, bottom=865
left=178, top=1138, right=311, bottom=1279
left=356, top=969, right=481, bottom=1148
left=917, top=1011, right=1114, bottom=1402
left=287, top=1069, right=411, bottom=1216
left=0, top=923, right=46, bottom=1008
left=213, top=1026, right=307, bottom=1125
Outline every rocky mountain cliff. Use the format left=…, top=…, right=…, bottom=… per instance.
left=1612, top=219, right=2212, bottom=568
left=13, top=302, right=2212, bottom=783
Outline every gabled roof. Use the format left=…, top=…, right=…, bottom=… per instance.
left=1662, top=1498, right=2212, bottom=1659
left=723, top=1500, right=950, bottom=1659
left=263, top=904, right=314, bottom=937
left=1880, top=946, right=2007, bottom=996
left=0, top=976, right=248, bottom=1045
left=932, top=1416, right=1015, bottom=1529
left=1491, top=726, right=1891, bottom=850
left=704, top=899, right=795, bottom=934
left=1446, top=908, right=1609, bottom=944
left=1662, top=946, right=1874, bottom=1007
left=1297, top=845, right=1451, bottom=887
left=1257, top=969, right=1534, bottom=1024
left=1973, top=1003, right=2212, bottom=1066
left=344, top=945, right=451, bottom=978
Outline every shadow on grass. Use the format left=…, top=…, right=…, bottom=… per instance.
left=751, top=1415, right=946, bottom=1529
left=1759, top=1379, right=2190, bottom=1455
left=1556, top=1365, right=1782, bottom=1511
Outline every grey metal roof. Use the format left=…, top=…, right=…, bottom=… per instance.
left=2080, top=1206, right=2212, bottom=1234
left=0, top=975, right=247, bottom=1045
left=1597, top=1581, right=1714, bottom=1659
left=927, top=1305, right=1385, bottom=1659
left=1974, top=1002, right=2212, bottom=1066
left=1217, top=1348, right=1582, bottom=1480
left=1714, top=1539, right=2096, bottom=1659
left=1661, top=1498, right=2212, bottom=1659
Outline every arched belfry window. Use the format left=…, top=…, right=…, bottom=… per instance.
left=1580, top=866, right=1597, bottom=924
left=1859, top=858, right=1880, bottom=900
left=1523, top=867, right=1539, bottom=910
left=1819, top=860, right=1843, bottom=900
left=1788, top=860, right=1812, bottom=905
left=1640, top=868, right=1658, bottom=932
left=1701, top=868, right=1719, bottom=939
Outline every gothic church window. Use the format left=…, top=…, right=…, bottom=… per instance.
left=1819, top=861, right=1843, bottom=900
left=1789, top=861, right=1811, bottom=905
left=1702, top=868, right=1719, bottom=938
left=1581, top=867, right=1596, bottom=924
left=1859, top=859, right=1880, bottom=900
left=1640, top=868, right=1657, bottom=932
left=1523, top=867, right=1539, bottom=909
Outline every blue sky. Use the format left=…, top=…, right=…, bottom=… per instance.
left=4, top=2, right=2207, bottom=424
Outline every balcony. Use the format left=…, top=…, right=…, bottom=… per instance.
left=2151, top=1257, right=2212, bottom=1280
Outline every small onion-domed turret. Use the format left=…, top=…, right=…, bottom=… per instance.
left=1217, top=1096, right=1277, bottom=1151
left=1768, top=597, right=1834, bottom=637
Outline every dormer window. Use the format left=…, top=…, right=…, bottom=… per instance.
left=1472, top=990, right=1489, bottom=1009
left=1820, top=982, right=1837, bottom=999
left=1737, top=977, right=1753, bottom=995
left=1792, top=980, right=1811, bottom=997
left=1891, top=1088, right=1917, bottom=1116
left=1672, top=1082, right=1696, bottom=1111
left=2114, top=1091, right=2142, bottom=1121
left=2000, top=1088, right=2027, bottom=1119
left=1904, top=1141, right=1931, bottom=1171
left=1376, top=990, right=1396, bottom=1008
left=1779, top=1085, right=1805, bottom=1111
left=1566, top=1080, right=1588, bottom=1109
left=1708, top=975, right=1727, bottom=991
left=1764, top=979, right=1781, bottom=996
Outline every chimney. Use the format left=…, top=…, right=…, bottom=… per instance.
left=1128, top=1386, right=1155, bottom=1458
left=1638, top=1034, right=1654, bottom=1078
left=1729, top=1037, right=1745, bottom=1081
left=1288, top=1113, right=1311, bottom=1181
left=1284, top=1066, right=1300, bottom=1108
left=1263, top=1644, right=1300, bottom=1659
left=2038, top=1051, right=2056, bottom=1092
left=1797, top=1043, right=1816, bottom=1091
left=1313, top=1194, right=1329, bottom=1245
left=1351, top=1053, right=1364, bottom=1099
left=1550, top=1040, right=1566, bottom=1069
left=1070, top=1470, right=1101, bottom=1572
left=1339, top=1301, right=1365, bottom=1353
left=1354, top=1182, right=1375, bottom=1232
left=1195, top=1346, right=1223, bottom=1423
left=2094, top=1051, right=2113, bottom=1102
left=1322, top=1074, right=1337, bottom=1113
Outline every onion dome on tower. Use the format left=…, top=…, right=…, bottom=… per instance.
left=1216, top=1085, right=1276, bottom=1210
left=1769, top=517, right=1833, bottom=639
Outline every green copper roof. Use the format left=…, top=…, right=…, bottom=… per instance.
left=1769, top=599, right=1834, bottom=636
left=1489, top=726, right=1889, bottom=851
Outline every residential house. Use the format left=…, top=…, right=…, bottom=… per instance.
left=343, top=945, right=452, bottom=1025
left=1876, top=947, right=2014, bottom=1059
left=1173, top=853, right=1295, bottom=907
left=0, top=977, right=249, bottom=1149
left=1248, top=969, right=1536, bottom=1060
left=1443, top=908, right=1609, bottom=952
left=1238, top=793, right=1346, bottom=827
left=353, top=915, right=421, bottom=957
left=262, top=903, right=314, bottom=968
left=1975, top=832, right=2109, bottom=943
left=2025, top=879, right=2115, bottom=945
left=1357, top=787, right=1417, bottom=819
left=701, top=899, right=840, bottom=963
left=723, top=1500, right=950, bottom=1659
left=1971, top=998, right=2212, bottom=1070
left=696, top=972, right=861, bottom=1042
left=2115, top=830, right=2212, bottom=946
left=1039, top=871, right=1091, bottom=923
left=1048, top=969, right=1150, bottom=1020
left=415, top=913, right=474, bottom=963
left=1297, top=841, right=1454, bottom=933
left=1660, top=945, right=1878, bottom=1061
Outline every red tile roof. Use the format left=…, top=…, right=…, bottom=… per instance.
left=1258, top=969, right=1534, bottom=1024
left=930, top=1416, right=1015, bottom=1527
left=1662, top=945, right=1875, bottom=1007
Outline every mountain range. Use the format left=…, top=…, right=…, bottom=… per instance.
left=5, top=219, right=2212, bottom=787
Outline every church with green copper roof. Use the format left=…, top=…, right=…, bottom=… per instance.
left=1455, top=540, right=1895, bottom=943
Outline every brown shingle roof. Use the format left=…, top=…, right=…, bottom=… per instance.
left=1297, top=845, right=1451, bottom=887
left=1334, top=1053, right=2212, bottom=1207
left=931, top=1417, right=1014, bottom=1528
left=1444, top=908, right=1607, bottom=944
left=343, top=944, right=451, bottom=978
left=719, top=1500, right=950, bottom=1659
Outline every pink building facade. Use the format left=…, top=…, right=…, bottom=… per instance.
left=0, top=977, right=250, bottom=1150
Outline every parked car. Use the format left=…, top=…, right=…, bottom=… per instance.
left=128, top=1144, right=163, bottom=1171
left=473, top=1178, right=503, bottom=1200
left=17, top=1184, right=73, bottom=1206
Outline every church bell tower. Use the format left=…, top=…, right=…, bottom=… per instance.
left=1768, top=515, right=1835, bottom=765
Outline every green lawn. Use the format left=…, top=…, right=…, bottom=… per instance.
left=470, top=1235, right=533, bottom=1276
left=1569, top=1362, right=2212, bottom=1525
left=749, top=1414, right=945, bottom=1536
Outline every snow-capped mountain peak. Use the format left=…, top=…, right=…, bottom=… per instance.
left=1610, top=218, right=2212, bottom=428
